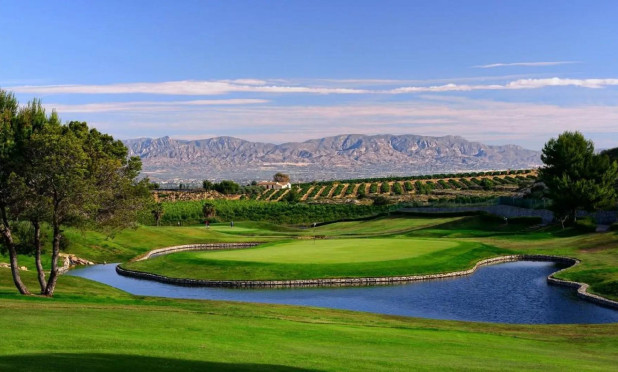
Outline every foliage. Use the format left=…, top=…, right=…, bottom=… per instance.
left=539, top=131, right=618, bottom=224
left=372, top=195, right=390, bottom=206
left=392, top=182, right=403, bottom=195
left=214, top=180, right=240, bottom=195
left=151, top=203, right=164, bottom=226
left=0, top=89, right=149, bottom=296
left=201, top=180, right=213, bottom=190
left=202, top=202, right=216, bottom=219
left=273, top=172, right=290, bottom=183
left=150, top=200, right=392, bottom=225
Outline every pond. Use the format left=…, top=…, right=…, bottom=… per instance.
left=67, top=261, right=618, bottom=324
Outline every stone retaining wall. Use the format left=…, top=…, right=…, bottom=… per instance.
left=132, top=242, right=262, bottom=262
left=116, top=251, right=618, bottom=310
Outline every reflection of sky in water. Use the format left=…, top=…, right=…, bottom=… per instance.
left=68, top=261, right=618, bottom=324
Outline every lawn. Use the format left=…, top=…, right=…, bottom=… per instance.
left=123, top=239, right=505, bottom=280
left=1, top=214, right=618, bottom=370
left=0, top=271, right=617, bottom=371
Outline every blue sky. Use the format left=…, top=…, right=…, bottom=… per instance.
left=2, top=0, right=618, bottom=149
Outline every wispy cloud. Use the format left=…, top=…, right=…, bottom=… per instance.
left=10, top=80, right=369, bottom=96
left=74, top=98, right=618, bottom=149
left=43, top=99, right=269, bottom=113
left=11, top=77, right=618, bottom=97
left=386, top=78, right=618, bottom=93
left=473, top=61, right=580, bottom=69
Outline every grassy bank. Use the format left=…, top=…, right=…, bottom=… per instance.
left=124, top=239, right=505, bottom=280
left=1, top=271, right=617, bottom=371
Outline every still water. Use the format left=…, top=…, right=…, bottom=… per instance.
left=68, top=261, right=618, bottom=324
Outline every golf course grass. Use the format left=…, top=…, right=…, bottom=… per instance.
left=123, top=238, right=506, bottom=280
left=1, top=270, right=618, bottom=371
left=2, top=214, right=618, bottom=370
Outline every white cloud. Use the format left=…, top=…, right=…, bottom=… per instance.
left=473, top=61, right=580, bottom=68
left=77, top=98, right=618, bottom=149
left=43, top=99, right=269, bottom=113
left=11, top=77, right=618, bottom=97
left=385, top=78, right=618, bottom=93
left=10, top=80, right=369, bottom=96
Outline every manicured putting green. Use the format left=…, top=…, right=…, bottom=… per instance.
left=196, top=238, right=457, bottom=264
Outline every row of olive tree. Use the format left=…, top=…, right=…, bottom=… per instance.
left=0, top=89, right=150, bottom=296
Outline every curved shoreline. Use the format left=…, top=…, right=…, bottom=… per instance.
left=117, top=246, right=618, bottom=309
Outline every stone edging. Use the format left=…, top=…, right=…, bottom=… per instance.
left=116, top=250, right=618, bottom=310
left=132, top=242, right=262, bottom=262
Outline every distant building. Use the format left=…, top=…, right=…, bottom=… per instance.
left=258, top=181, right=291, bottom=190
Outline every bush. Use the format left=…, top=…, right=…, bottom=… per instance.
left=574, top=217, right=597, bottom=233
left=148, top=200, right=393, bottom=225
left=372, top=196, right=390, bottom=206
left=392, top=182, right=403, bottom=195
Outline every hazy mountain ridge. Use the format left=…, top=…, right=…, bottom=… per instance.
left=123, top=134, right=542, bottom=183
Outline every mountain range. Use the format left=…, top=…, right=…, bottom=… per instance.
left=123, top=134, right=542, bottom=184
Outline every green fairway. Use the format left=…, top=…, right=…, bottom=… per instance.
left=2, top=214, right=618, bottom=370
left=1, top=271, right=617, bottom=371
left=193, top=238, right=457, bottom=264
left=310, top=215, right=463, bottom=236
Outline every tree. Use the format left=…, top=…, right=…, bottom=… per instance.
left=1, top=90, right=149, bottom=296
left=151, top=202, right=165, bottom=226
left=214, top=180, right=239, bottom=195
left=392, top=182, right=403, bottom=195
left=480, top=178, right=494, bottom=191
left=283, top=187, right=301, bottom=204
left=539, top=131, right=618, bottom=225
left=273, top=172, right=290, bottom=183
left=202, top=202, right=216, bottom=219
left=202, top=180, right=213, bottom=190
left=0, top=89, right=31, bottom=294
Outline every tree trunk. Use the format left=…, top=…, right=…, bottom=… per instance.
left=32, top=220, right=47, bottom=293
left=43, top=224, right=61, bottom=297
left=0, top=209, right=30, bottom=295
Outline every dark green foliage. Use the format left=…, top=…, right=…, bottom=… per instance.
left=260, top=188, right=277, bottom=200
left=202, top=180, right=214, bottom=190
left=480, top=178, right=494, bottom=190
left=437, top=180, right=451, bottom=189
left=282, top=188, right=301, bottom=203
left=318, top=184, right=334, bottom=198
left=404, top=181, right=414, bottom=192
left=202, top=202, right=216, bottom=219
left=306, top=185, right=322, bottom=199
left=270, top=188, right=286, bottom=201
left=372, top=196, right=390, bottom=206
left=331, top=184, right=345, bottom=197
left=601, top=147, right=618, bottom=162
left=214, top=180, right=240, bottom=195
left=152, top=200, right=391, bottom=225
left=369, top=183, right=378, bottom=194
left=539, top=131, right=618, bottom=224
left=357, top=184, right=367, bottom=199
left=392, top=182, right=403, bottom=195
left=344, top=184, right=356, bottom=196
left=273, top=172, right=290, bottom=183
left=380, top=182, right=390, bottom=194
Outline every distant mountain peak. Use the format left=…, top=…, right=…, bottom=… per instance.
left=123, top=133, right=542, bottom=183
